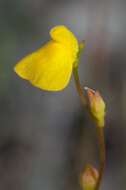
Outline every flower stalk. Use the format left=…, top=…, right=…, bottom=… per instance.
left=95, top=126, right=105, bottom=190
left=73, top=42, right=106, bottom=190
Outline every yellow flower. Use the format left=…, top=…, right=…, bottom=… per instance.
left=85, top=87, right=106, bottom=127
left=14, top=25, right=79, bottom=91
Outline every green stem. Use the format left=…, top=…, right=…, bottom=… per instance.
left=73, top=66, right=89, bottom=112
left=73, top=66, right=105, bottom=190
left=95, top=127, right=105, bottom=190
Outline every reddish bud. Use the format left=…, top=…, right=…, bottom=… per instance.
left=85, top=87, right=106, bottom=127
left=79, top=165, right=99, bottom=190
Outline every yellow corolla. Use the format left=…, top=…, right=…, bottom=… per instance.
left=14, top=25, right=79, bottom=91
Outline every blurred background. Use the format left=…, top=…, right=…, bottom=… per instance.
left=0, top=0, right=126, bottom=189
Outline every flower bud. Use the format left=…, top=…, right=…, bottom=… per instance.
left=79, top=165, right=99, bottom=190
left=85, top=87, right=106, bottom=127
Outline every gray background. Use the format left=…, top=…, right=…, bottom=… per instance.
left=0, top=0, right=126, bottom=189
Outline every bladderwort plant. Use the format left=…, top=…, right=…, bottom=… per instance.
left=14, top=25, right=106, bottom=190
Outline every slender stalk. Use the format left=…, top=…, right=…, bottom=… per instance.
left=95, top=127, right=105, bottom=190
left=73, top=66, right=90, bottom=112
left=73, top=66, right=105, bottom=190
